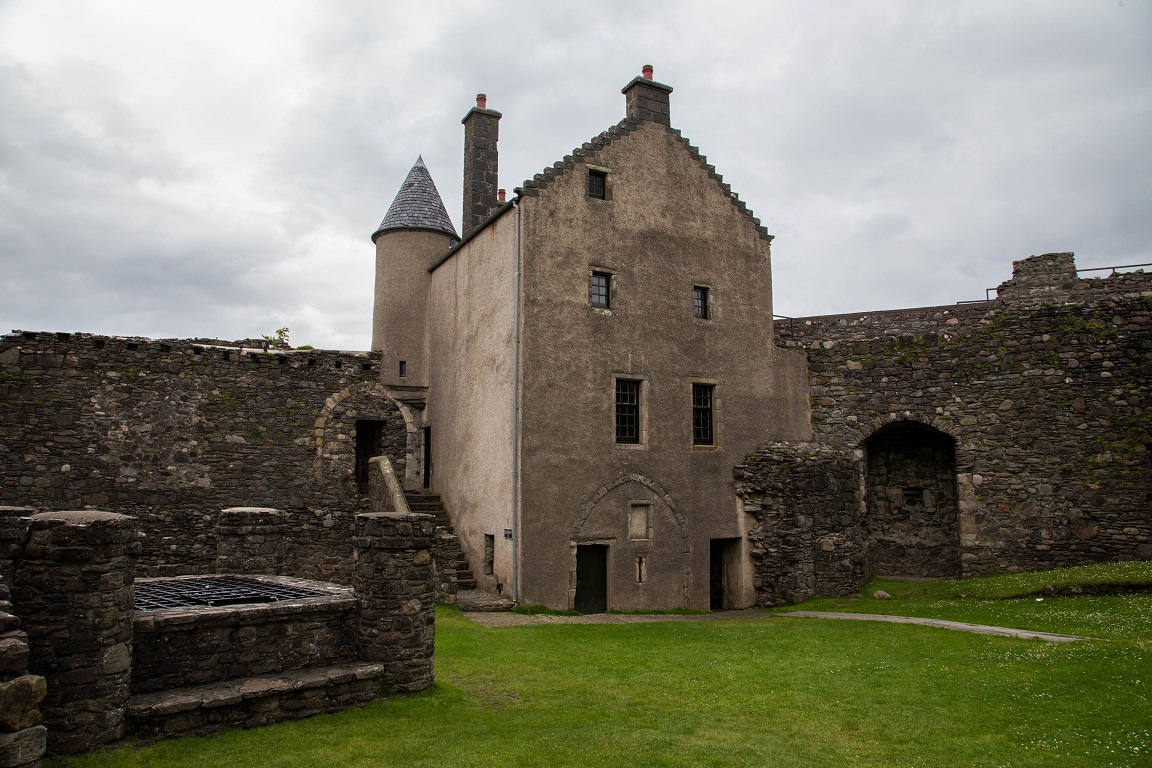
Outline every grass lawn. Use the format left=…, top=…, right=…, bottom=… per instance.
left=48, top=564, right=1152, bottom=768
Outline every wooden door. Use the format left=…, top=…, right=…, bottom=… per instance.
left=575, top=545, right=608, bottom=614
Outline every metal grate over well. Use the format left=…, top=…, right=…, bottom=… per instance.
left=134, top=576, right=328, bottom=611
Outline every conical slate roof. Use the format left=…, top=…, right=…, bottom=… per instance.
left=371, top=156, right=459, bottom=242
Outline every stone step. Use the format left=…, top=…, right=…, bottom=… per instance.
left=127, top=662, right=388, bottom=743
left=456, top=589, right=516, bottom=612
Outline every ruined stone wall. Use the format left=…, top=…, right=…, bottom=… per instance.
left=736, top=443, right=865, bottom=606
left=776, top=280, right=1151, bottom=577
left=0, top=332, right=407, bottom=581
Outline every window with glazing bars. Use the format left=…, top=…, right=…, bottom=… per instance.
left=692, top=286, right=709, bottom=319
left=588, top=170, right=607, bottom=199
left=615, top=379, right=641, bottom=443
left=692, top=384, right=714, bottom=445
left=591, top=271, right=611, bottom=308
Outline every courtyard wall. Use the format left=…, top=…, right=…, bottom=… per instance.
left=0, top=333, right=407, bottom=582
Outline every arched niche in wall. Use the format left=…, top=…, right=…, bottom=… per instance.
left=862, top=421, right=960, bottom=578
left=571, top=473, right=689, bottom=611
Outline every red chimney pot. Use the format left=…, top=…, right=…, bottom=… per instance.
left=476, top=93, right=487, bottom=109
left=498, top=188, right=506, bottom=202
left=642, top=65, right=654, bottom=80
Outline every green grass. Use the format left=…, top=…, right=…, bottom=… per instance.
left=48, top=565, right=1152, bottom=768
left=777, top=561, right=1152, bottom=641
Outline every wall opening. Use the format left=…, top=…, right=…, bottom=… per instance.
left=574, top=545, right=608, bottom=614
left=355, top=420, right=387, bottom=493
left=483, top=534, right=495, bottom=576
left=709, top=538, right=741, bottom=610
left=863, top=422, right=960, bottom=578
left=422, top=426, right=432, bottom=490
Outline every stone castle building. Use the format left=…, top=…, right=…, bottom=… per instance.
left=2, top=67, right=1150, bottom=614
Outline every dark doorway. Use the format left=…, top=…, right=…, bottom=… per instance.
left=422, top=426, right=432, bottom=490
left=574, top=545, right=608, bottom=614
left=710, top=538, right=740, bottom=610
left=864, top=422, right=960, bottom=578
left=355, top=420, right=386, bottom=493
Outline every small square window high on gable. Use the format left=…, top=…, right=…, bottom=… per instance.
left=591, top=271, right=612, bottom=309
left=588, top=170, right=607, bottom=199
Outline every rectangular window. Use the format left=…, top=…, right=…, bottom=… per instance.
left=588, top=170, right=607, bottom=199
left=692, top=286, right=709, bottom=319
left=692, top=384, right=714, bottom=445
left=399, top=360, right=407, bottom=377
left=591, top=271, right=611, bottom=309
left=615, top=379, right=641, bottom=443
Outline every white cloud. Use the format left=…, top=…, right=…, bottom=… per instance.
left=0, top=0, right=1149, bottom=345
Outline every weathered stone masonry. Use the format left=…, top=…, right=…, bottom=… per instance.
left=0, top=334, right=407, bottom=582
left=739, top=254, right=1152, bottom=604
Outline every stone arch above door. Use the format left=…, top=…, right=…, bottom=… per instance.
left=571, top=474, right=689, bottom=610
left=312, top=381, right=406, bottom=484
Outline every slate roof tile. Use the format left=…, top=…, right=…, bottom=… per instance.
left=371, top=156, right=458, bottom=242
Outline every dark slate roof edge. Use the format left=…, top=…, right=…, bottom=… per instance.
left=428, top=201, right=517, bottom=273
left=511, top=119, right=774, bottom=244
left=371, top=224, right=459, bottom=244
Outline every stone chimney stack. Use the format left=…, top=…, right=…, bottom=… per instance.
left=622, top=64, right=673, bottom=126
left=461, top=93, right=502, bottom=235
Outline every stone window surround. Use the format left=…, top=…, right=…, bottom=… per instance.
left=586, top=165, right=612, bottom=201
left=612, top=373, right=649, bottom=449
left=589, top=266, right=616, bottom=312
left=689, top=377, right=721, bottom=450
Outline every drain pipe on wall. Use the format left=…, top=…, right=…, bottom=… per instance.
left=510, top=195, right=522, bottom=602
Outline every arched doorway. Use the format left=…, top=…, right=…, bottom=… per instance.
left=863, top=421, right=960, bottom=578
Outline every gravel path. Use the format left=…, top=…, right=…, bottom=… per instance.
left=771, top=611, right=1092, bottom=641
left=463, top=608, right=1093, bottom=641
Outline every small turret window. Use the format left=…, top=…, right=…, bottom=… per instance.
left=588, top=170, right=607, bottom=199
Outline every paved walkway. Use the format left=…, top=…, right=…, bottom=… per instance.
left=462, top=608, right=766, bottom=628
left=463, top=608, right=1093, bottom=641
left=768, top=611, right=1091, bottom=642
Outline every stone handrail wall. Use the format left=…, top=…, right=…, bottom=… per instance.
left=367, top=456, right=411, bottom=516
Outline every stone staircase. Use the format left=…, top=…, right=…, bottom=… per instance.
left=404, top=491, right=477, bottom=591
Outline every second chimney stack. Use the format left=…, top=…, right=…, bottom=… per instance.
left=461, top=93, right=502, bottom=235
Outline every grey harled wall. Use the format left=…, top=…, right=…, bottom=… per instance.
left=0, top=333, right=406, bottom=581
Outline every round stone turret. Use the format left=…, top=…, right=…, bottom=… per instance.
left=371, top=157, right=458, bottom=384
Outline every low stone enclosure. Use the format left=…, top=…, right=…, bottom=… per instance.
left=740, top=253, right=1152, bottom=605
left=0, top=486, right=436, bottom=761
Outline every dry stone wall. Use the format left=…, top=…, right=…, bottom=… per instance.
left=0, top=333, right=407, bottom=582
left=760, top=256, right=1152, bottom=588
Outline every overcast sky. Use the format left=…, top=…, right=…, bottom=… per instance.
left=1, top=1, right=1149, bottom=349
